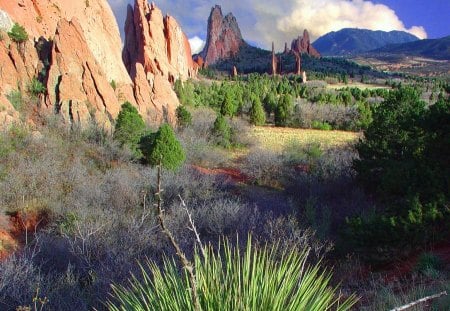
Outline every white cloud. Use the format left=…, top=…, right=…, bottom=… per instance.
left=107, top=0, right=427, bottom=50
left=189, top=36, right=206, bottom=54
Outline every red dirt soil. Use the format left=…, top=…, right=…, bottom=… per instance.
left=191, top=165, right=250, bottom=184
left=0, top=210, right=49, bottom=260
left=382, top=243, right=450, bottom=283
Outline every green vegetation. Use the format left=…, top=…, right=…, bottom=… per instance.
left=212, top=114, right=232, bottom=148
left=140, top=124, right=185, bottom=170
left=107, top=238, right=357, bottom=311
left=176, top=105, right=192, bottom=128
left=249, top=95, right=266, bottom=125
left=114, top=102, right=146, bottom=158
left=8, top=23, right=28, bottom=43
left=110, top=79, right=117, bottom=91
left=346, top=87, right=450, bottom=262
left=6, top=90, right=23, bottom=111
left=27, top=77, right=46, bottom=97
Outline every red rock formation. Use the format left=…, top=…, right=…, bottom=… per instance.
left=271, top=42, right=278, bottom=76
left=231, top=65, right=238, bottom=78
left=0, top=0, right=131, bottom=84
left=199, top=5, right=246, bottom=65
left=284, top=42, right=290, bottom=54
left=123, top=0, right=197, bottom=125
left=43, top=19, right=120, bottom=128
left=0, top=0, right=195, bottom=129
left=291, top=29, right=321, bottom=58
left=194, top=55, right=205, bottom=69
left=294, top=52, right=301, bottom=75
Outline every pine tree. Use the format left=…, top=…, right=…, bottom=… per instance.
left=249, top=96, right=266, bottom=126
left=140, top=124, right=185, bottom=170
left=114, top=102, right=146, bottom=158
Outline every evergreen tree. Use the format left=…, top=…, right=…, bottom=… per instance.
left=212, top=115, right=232, bottom=148
left=114, top=102, right=146, bottom=158
left=275, top=94, right=293, bottom=127
left=220, top=90, right=236, bottom=117
left=176, top=105, right=192, bottom=128
left=263, top=93, right=277, bottom=116
left=249, top=95, right=266, bottom=126
left=140, top=124, right=185, bottom=170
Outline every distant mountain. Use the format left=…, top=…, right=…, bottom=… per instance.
left=313, top=28, right=419, bottom=56
left=371, top=36, right=450, bottom=60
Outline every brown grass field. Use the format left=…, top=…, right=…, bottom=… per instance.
left=249, top=126, right=360, bottom=152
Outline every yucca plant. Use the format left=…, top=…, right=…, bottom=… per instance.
left=106, top=237, right=357, bottom=311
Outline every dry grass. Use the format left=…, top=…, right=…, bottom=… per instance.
left=326, top=82, right=390, bottom=90
left=249, top=126, right=360, bottom=152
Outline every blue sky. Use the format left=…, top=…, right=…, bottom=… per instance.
left=108, top=0, right=450, bottom=53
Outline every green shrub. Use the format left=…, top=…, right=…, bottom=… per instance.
left=110, top=80, right=117, bottom=91
left=275, top=94, right=293, bottom=127
left=139, top=124, right=185, bottom=170
left=311, top=121, right=332, bottom=131
left=6, top=90, right=23, bottom=111
left=8, top=23, right=28, bottom=43
left=347, top=88, right=450, bottom=261
left=106, top=238, right=357, bottom=311
left=249, top=95, right=266, bottom=126
left=28, top=77, right=46, bottom=96
left=212, top=114, right=232, bottom=148
left=176, top=105, right=192, bottom=128
left=415, top=253, right=443, bottom=276
left=263, top=92, right=277, bottom=116
left=113, top=102, right=146, bottom=158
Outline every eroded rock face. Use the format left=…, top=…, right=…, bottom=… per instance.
left=0, top=0, right=130, bottom=84
left=291, top=29, right=321, bottom=58
left=43, top=19, right=120, bottom=128
left=199, top=5, right=246, bottom=65
left=123, top=0, right=196, bottom=125
left=0, top=0, right=195, bottom=129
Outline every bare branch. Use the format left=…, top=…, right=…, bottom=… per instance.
left=179, top=195, right=206, bottom=259
left=390, top=291, right=447, bottom=311
left=155, top=161, right=201, bottom=311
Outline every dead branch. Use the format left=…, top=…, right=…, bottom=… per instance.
left=155, top=161, right=201, bottom=311
left=390, top=291, right=447, bottom=311
left=178, top=194, right=206, bottom=259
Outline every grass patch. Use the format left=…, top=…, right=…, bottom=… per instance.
left=250, top=126, right=359, bottom=152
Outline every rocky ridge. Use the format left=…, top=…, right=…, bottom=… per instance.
left=199, top=5, right=246, bottom=65
left=290, top=29, right=321, bottom=58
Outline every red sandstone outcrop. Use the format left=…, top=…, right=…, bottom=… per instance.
left=0, top=0, right=129, bottom=84
left=0, top=0, right=194, bottom=129
left=123, top=0, right=197, bottom=124
left=231, top=66, right=238, bottom=78
left=291, top=29, right=321, bottom=58
left=199, top=5, right=246, bottom=65
left=271, top=42, right=278, bottom=75
left=42, top=19, right=120, bottom=128
left=294, top=52, right=301, bottom=75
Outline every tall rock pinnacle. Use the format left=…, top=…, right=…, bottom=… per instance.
left=199, top=5, right=246, bottom=65
left=291, top=29, right=321, bottom=57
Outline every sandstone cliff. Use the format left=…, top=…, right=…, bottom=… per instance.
left=199, top=5, right=246, bottom=65
left=0, top=0, right=194, bottom=129
left=291, top=29, right=321, bottom=58
left=123, top=0, right=197, bottom=125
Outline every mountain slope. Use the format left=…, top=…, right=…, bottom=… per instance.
left=371, top=36, right=450, bottom=60
left=313, top=28, right=419, bottom=56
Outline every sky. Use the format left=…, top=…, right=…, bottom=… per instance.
left=108, top=0, right=450, bottom=54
